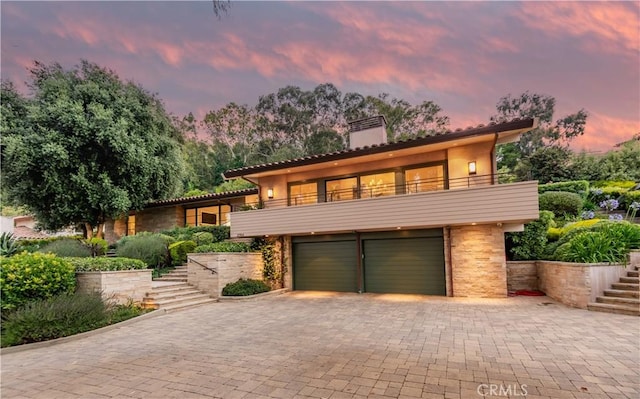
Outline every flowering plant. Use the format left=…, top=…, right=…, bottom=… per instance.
left=599, top=199, right=619, bottom=212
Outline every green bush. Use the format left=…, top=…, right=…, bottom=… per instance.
left=194, top=241, right=253, bottom=253
left=0, top=252, right=76, bottom=311
left=539, top=191, right=583, bottom=218
left=546, top=225, right=599, bottom=260
left=0, top=232, right=20, bottom=257
left=67, top=257, right=147, bottom=272
left=116, top=235, right=169, bottom=268
left=548, top=219, right=603, bottom=241
left=168, top=240, right=197, bottom=266
left=222, top=278, right=270, bottom=296
left=593, top=180, right=637, bottom=189
left=588, top=186, right=628, bottom=205
left=85, top=237, right=108, bottom=257
left=538, top=180, right=589, bottom=197
left=17, top=236, right=83, bottom=253
left=555, top=231, right=621, bottom=263
left=38, top=238, right=91, bottom=258
left=592, top=221, right=640, bottom=250
left=620, top=190, right=640, bottom=211
left=192, top=231, right=214, bottom=246
left=0, top=292, right=146, bottom=347
left=508, top=211, right=554, bottom=261
left=162, top=226, right=230, bottom=243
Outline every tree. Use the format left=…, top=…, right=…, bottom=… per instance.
left=1, top=60, right=185, bottom=238
left=514, top=146, right=572, bottom=183
left=492, top=91, right=588, bottom=174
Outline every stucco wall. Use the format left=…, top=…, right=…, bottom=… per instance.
left=187, top=252, right=263, bottom=297
left=450, top=224, right=507, bottom=297
left=537, top=261, right=627, bottom=308
left=76, top=270, right=152, bottom=305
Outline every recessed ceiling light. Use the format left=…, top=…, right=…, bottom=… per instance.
left=310, top=232, right=315, bottom=235
left=334, top=162, right=338, bottom=166
left=396, top=227, right=401, bottom=230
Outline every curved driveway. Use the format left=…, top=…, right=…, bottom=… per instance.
left=1, top=293, right=638, bottom=398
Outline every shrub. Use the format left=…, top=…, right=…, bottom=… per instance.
left=1, top=292, right=107, bottom=347
left=192, top=231, right=214, bottom=246
left=538, top=180, right=589, bottom=197
left=548, top=219, right=603, bottom=241
left=17, top=236, right=84, bottom=253
left=588, top=186, right=628, bottom=205
left=162, top=226, right=230, bottom=243
left=539, top=191, right=583, bottom=218
left=620, top=191, right=640, bottom=211
left=194, top=241, right=253, bottom=253
left=0, top=292, right=146, bottom=347
left=67, top=257, right=147, bottom=272
left=0, top=252, right=76, bottom=311
left=545, top=225, right=597, bottom=260
left=592, top=180, right=637, bottom=189
left=508, top=211, right=554, bottom=261
left=0, top=232, right=20, bottom=257
left=592, top=221, right=640, bottom=250
left=168, top=240, right=197, bottom=266
left=38, top=238, right=91, bottom=258
left=85, top=237, right=108, bottom=257
left=222, top=278, right=270, bottom=296
left=116, top=235, right=169, bottom=268
left=554, top=231, right=621, bottom=263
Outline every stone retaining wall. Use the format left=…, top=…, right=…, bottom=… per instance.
left=76, top=270, right=152, bottom=305
left=187, top=252, right=263, bottom=298
left=506, top=261, right=538, bottom=292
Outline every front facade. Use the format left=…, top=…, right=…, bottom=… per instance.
left=224, top=117, right=540, bottom=298
left=104, top=188, right=259, bottom=243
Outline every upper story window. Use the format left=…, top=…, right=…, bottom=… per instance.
left=405, top=165, right=445, bottom=193
left=360, top=172, right=395, bottom=198
left=289, top=182, right=317, bottom=206
left=326, top=177, right=358, bottom=202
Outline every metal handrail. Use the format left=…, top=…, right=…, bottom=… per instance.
left=234, top=172, right=512, bottom=211
left=187, top=256, right=217, bottom=274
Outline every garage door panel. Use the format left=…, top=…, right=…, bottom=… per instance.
left=294, top=240, right=357, bottom=292
left=364, top=237, right=445, bottom=295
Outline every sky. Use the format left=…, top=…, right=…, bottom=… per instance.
left=2, top=1, right=639, bottom=152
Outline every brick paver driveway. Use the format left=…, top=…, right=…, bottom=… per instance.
left=1, top=293, right=638, bottom=399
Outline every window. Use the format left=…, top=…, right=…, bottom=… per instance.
left=326, top=177, right=358, bottom=202
left=127, top=214, right=136, bottom=236
left=186, top=208, right=197, bottom=226
left=289, top=182, right=317, bottom=206
left=185, top=205, right=230, bottom=227
left=221, top=205, right=231, bottom=225
left=405, top=165, right=444, bottom=193
left=360, top=172, right=395, bottom=198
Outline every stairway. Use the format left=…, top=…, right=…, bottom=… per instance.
left=143, top=265, right=217, bottom=311
left=588, top=266, right=639, bottom=316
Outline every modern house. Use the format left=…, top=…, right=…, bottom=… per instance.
left=104, top=188, right=258, bottom=243
left=223, top=116, right=540, bottom=298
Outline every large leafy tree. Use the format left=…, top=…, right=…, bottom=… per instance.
left=1, top=60, right=185, bottom=237
left=492, top=91, right=588, bottom=176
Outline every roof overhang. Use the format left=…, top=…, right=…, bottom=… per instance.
left=223, top=118, right=537, bottom=179
left=144, top=188, right=258, bottom=209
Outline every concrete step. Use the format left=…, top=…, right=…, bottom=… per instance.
left=161, top=297, right=217, bottom=312
left=162, top=272, right=187, bottom=278
left=148, top=283, right=191, bottom=294
left=596, top=296, right=640, bottom=306
left=627, top=270, right=639, bottom=278
left=146, top=288, right=203, bottom=300
left=587, top=302, right=640, bottom=316
left=604, top=289, right=640, bottom=298
left=620, top=276, right=639, bottom=284
left=153, top=276, right=188, bottom=282
left=143, top=293, right=213, bottom=308
left=611, top=282, right=639, bottom=291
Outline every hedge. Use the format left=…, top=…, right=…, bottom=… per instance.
left=116, top=235, right=169, bottom=268
left=539, top=191, right=583, bottom=217
left=222, top=279, right=270, bottom=296
left=67, top=257, right=147, bottom=272
left=194, top=242, right=253, bottom=253
left=168, top=240, right=197, bottom=266
left=161, top=226, right=230, bottom=243
left=538, top=181, right=589, bottom=197
left=0, top=252, right=76, bottom=311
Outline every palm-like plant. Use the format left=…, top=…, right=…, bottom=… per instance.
left=0, top=232, right=20, bottom=257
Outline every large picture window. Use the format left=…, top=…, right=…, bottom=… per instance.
left=405, top=165, right=445, bottom=193
left=326, top=177, right=358, bottom=202
left=289, top=182, right=317, bottom=206
left=360, top=172, right=395, bottom=198
left=185, top=204, right=232, bottom=227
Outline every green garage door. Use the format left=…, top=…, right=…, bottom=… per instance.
left=363, top=234, right=445, bottom=295
left=293, top=236, right=357, bottom=292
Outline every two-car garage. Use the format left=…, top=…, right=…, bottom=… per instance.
left=293, top=229, right=446, bottom=295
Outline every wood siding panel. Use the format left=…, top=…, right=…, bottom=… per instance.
left=230, top=181, right=539, bottom=237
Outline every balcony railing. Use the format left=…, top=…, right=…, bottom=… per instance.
left=235, top=173, right=513, bottom=211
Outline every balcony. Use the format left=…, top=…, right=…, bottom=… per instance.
left=229, top=176, right=539, bottom=238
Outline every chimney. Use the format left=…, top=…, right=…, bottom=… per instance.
left=348, top=115, right=387, bottom=149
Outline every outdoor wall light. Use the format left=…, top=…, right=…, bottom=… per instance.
left=468, top=161, right=477, bottom=175
left=267, top=188, right=274, bottom=199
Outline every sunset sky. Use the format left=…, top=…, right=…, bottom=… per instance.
left=2, top=1, right=638, bottom=152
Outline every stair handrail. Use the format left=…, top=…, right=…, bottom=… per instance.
left=187, top=257, right=217, bottom=274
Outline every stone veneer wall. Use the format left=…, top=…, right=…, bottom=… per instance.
left=506, top=261, right=538, bottom=292
left=76, top=270, right=152, bottom=305
left=187, top=252, right=263, bottom=298
left=537, top=261, right=628, bottom=308
left=450, top=224, right=507, bottom=297
left=104, top=218, right=127, bottom=244
left=135, top=206, right=185, bottom=233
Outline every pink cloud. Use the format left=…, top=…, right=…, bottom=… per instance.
left=571, top=112, right=640, bottom=152
left=518, top=2, right=639, bottom=57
